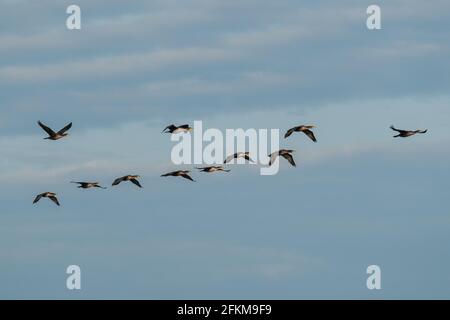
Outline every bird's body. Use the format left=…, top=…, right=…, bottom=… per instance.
left=162, top=124, right=192, bottom=134
left=390, top=125, right=427, bottom=138
left=224, top=152, right=254, bottom=164
left=285, top=125, right=317, bottom=142
left=268, top=149, right=296, bottom=167
left=112, top=175, right=143, bottom=188
left=38, top=121, right=72, bottom=140
left=71, top=181, right=107, bottom=189
left=33, top=192, right=60, bottom=206
left=161, top=170, right=195, bottom=181
left=197, top=166, right=230, bottom=173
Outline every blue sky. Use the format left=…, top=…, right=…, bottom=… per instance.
left=1, top=0, right=450, bottom=299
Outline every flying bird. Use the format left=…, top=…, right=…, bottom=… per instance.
left=285, top=125, right=317, bottom=142
left=33, top=192, right=60, bottom=206
left=161, top=170, right=195, bottom=182
left=268, top=149, right=296, bottom=167
left=224, top=152, right=254, bottom=164
left=196, top=166, right=230, bottom=173
left=37, top=121, right=72, bottom=140
left=162, top=124, right=192, bottom=134
left=112, top=175, right=143, bottom=188
left=390, top=125, right=428, bottom=138
left=71, top=181, right=107, bottom=189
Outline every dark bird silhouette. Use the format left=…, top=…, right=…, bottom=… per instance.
left=162, top=124, right=192, bottom=134
left=224, top=152, right=254, bottom=164
left=38, top=121, right=72, bottom=140
left=390, top=125, right=427, bottom=138
left=112, top=175, right=143, bottom=188
left=285, top=125, right=317, bottom=142
left=268, top=149, right=296, bottom=167
left=161, top=170, right=195, bottom=182
left=196, top=166, right=230, bottom=173
left=71, top=181, right=107, bottom=189
left=33, top=192, right=60, bottom=206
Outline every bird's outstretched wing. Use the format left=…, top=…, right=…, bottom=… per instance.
left=268, top=152, right=279, bottom=166
left=37, top=121, right=56, bottom=136
left=181, top=173, right=195, bottom=182
left=224, top=154, right=236, bottom=164
left=178, top=124, right=190, bottom=129
left=282, top=153, right=296, bottom=167
left=390, top=125, right=405, bottom=133
left=33, top=194, right=43, bottom=204
left=112, top=176, right=126, bottom=186
left=161, top=172, right=174, bottom=177
left=243, top=154, right=255, bottom=163
left=130, top=178, right=143, bottom=188
left=57, top=122, right=72, bottom=135
left=162, top=124, right=177, bottom=133
left=303, top=129, right=317, bottom=142
left=48, top=195, right=60, bottom=206
left=284, top=127, right=296, bottom=138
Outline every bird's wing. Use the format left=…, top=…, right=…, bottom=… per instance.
left=224, top=154, right=235, bottom=163
left=419, top=129, right=428, bottom=134
left=130, top=178, right=143, bottom=188
left=33, top=194, right=43, bottom=204
left=112, top=176, right=125, bottom=186
left=284, top=127, right=296, bottom=138
left=37, top=121, right=56, bottom=136
left=179, top=124, right=190, bottom=129
left=303, top=129, right=317, bottom=142
left=48, top=195, right=60, bottom=206
left=57, top=122, right=72, bottom=135
left=181, top=173, right=195, bottom=182
left=161, top=172, right=173, bottom=177
left=162, top=124, right=176, bottom=133
left=282, top=153, right=296, bottom=167
left=70, top=181, right=82, bottom=184
left=390, top=125, right=405, bottom=133
left=268, top=152, right=279, bottom=166
left=244, top=155, right=255, bottom=163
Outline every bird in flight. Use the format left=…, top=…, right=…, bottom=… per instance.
left=196, top=166, right=231, bottom=173
left=112, top=175, right=143, bottom=188
left=37, top=121, right=72, bottom=140
left=268, top=149, right=296, bottom=167
left=284, top=125, right=317, bottom=142
left=33, top=192, right=60, bottom=206
left=224, top=152, right=255, bottom=164
left=162, top=124, right=192, bottom=134
left=71, top=181, right=107, bottom=189
left=390, top=125, right=428, bottom=138
left=161, top=170, right=195, bottom=182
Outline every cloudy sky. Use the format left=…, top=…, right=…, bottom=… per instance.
left=1, top=0, right=449, bottom=299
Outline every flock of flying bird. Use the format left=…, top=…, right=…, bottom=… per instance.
left=32, top=120, right=428, bottom=206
